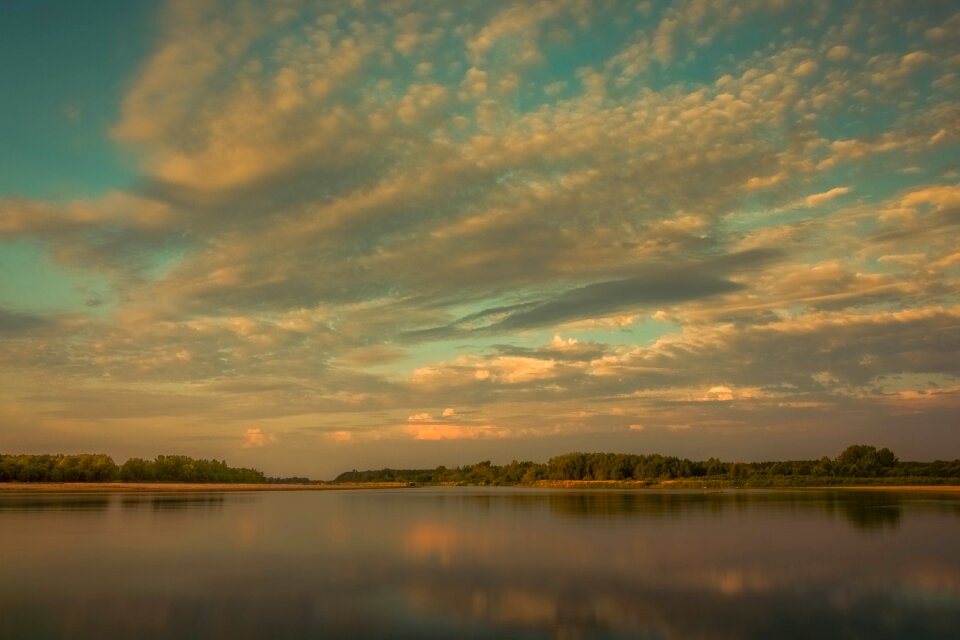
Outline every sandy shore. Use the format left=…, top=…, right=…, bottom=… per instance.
left=0, top=482, right=409, bottom=493
left=533, top=480, right=960, bottom=491
left=829, top=485, right=960, bottom=493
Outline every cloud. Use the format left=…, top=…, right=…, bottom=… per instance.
left=826, top=45, right=852, bottom=61
left=900, top=50, right=932, bottom=70
left=490, top=271, right=744, bottom=331
left=410, top=353, right=569, bottom=389
left=593, top=306, right=960, bottom=391
left=805, top=187, right=851, bottom=208
left=404, top=251, right=780, bottom=339
left=404, top=423, right=508, bottom=441
left=395, top=302, right=960, bottom=432
left=465, top=1, right=569, bottom=66
left=793, top=60, right=819, bottom=77
left=242, top=427, right=275, bottom=448
left=0, top=308, right=51, bottom=335
left=704, top=386, right=735, bottom=401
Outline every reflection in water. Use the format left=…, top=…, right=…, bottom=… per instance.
left=0, top=492, right=236, bottom=513
left=0, top=494, right=110, bottom=511
left=543, top=490, right=907, bottom=531
left=120, top=493, right=228, bottom=512
left=835, top=492, right=902, bottom=530
left=0, top=488, right=958, bottom=639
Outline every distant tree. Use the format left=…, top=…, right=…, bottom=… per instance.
left=704, top=457, right=726, bottom=476
left=835, top=445, right=898, bottom=477
left=121, top=458, right=155, bottom=482
left=876, top=447, right=898, bottom=468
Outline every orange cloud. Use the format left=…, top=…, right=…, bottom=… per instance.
left=805, top=187, right=851, bottom=208
left=404, top=423, right=508, bottom=441
left=242, top=427, right=275, bottom=448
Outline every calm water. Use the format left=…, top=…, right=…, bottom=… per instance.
left=1, top=488, right=959, bottom=639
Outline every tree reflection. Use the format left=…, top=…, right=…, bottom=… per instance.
left=539, top=490, right=909, bottom=531
left=836, top=493, right=902, bottom=530
left=120, top=493, right=229, bottom=512
left=0, top=495, right=110, bottom=511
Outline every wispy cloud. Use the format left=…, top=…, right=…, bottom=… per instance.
left=0, top=308, right=51, bottom=335
left=805, top=187, right=851, bottom=208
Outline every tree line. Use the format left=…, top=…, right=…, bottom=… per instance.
left=333, top=445, right=960, bottom=486
left=0, top=453, right=267, bottom=484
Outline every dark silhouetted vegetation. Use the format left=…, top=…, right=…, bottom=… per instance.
left=333, top=445, right=960, bottom=487
left=266, top=476, right=314, bottom=484
left=0, top=454, right=120, bottom=483
left=0, top=453, right=266, bottom=484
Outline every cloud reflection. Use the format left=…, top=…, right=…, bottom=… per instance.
left=2, top=489, right=960, bottom=638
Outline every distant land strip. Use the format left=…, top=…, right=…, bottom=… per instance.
left=0, top=482, right=408, bottom=492
left=4, top=446, right=960, bottom=490
left=333, top=445, right=960, bottom=488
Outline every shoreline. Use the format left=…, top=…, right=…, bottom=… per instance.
left=827, top=485, right=960, bottom=493
left=2, top=481, right=960, bottom=493
left=0, top=482, right=409, bottom=493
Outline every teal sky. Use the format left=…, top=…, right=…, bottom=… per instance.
left=1, top=0, right=958, bottom=478
left=0, top=0, right=152, bottom=199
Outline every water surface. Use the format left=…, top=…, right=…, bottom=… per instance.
left=1, top=488, right=958, bottom=639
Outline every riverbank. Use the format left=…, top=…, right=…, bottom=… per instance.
left=0, top=482, right=409, bottom=492
left=3, top=481, right=960, bottom=493
left=831, top=485, right=960, bottom=493
left=530, top=479, right=960, bottom=491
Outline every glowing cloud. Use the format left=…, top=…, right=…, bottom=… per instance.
left=242, top=428, right=275, bottom=448
left=805, top=187, right=851, bottom=208
left=404, top=424, right=509, bottom=441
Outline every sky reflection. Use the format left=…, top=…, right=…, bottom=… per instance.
left=0, top=489, right=958, bottom=639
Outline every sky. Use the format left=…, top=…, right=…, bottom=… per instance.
left=1, top=0, right=958, bottom=478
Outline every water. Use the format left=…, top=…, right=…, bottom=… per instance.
left=1, top=488, right=959, bottom=639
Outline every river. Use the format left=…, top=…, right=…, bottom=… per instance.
left=1, top=487, right=958, bottom=638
